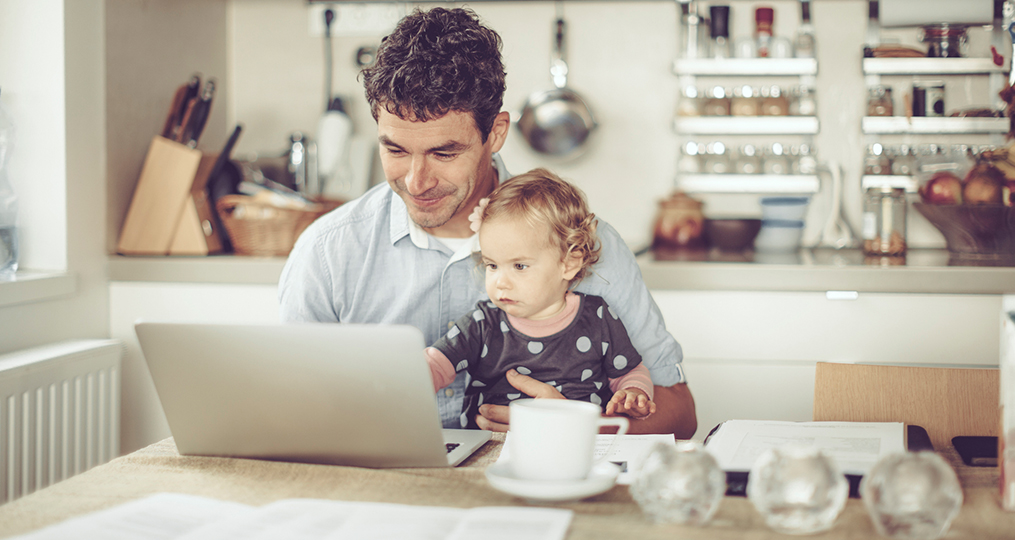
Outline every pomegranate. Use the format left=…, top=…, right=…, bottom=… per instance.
left=919, top=171, right=963, bottom=205
left=962, top=164, right=1005, bottom=205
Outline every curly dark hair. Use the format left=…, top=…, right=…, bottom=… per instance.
left=361, top=7, right=506, bottom=141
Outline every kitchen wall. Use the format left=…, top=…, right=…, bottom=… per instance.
left=225, top=0, right=999, bottom=249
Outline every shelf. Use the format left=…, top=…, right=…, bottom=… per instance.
left=674, top=116, right=820, bottom=135
left=861, top=116, right=1009, bottom=135
left=676, top=174, right=820, bottom=194
left=673, top=58, right=818, bottom=76
left=862, top=57, right=1007, bottom=75
left=861, top=175, right=918, bottom=193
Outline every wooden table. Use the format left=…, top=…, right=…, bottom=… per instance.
left=1, top=434, right=1014, bottom=539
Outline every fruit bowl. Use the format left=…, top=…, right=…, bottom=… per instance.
left=913, top=203, right=1015, bottom=261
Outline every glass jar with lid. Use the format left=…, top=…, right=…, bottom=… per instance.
left=763, top=143, right=791, bottom=174
left=792, top=143, right=818, bottom=175
left=867, top=85, right=893, bottom=116
left=678, top=141, right=705, bottom=174
left=864, top=143, right=891, bottom=175
left=676, top=85, right=701, bottom=117
left=790, top=85, right=817, bottom=116
left=890, top=144, right=917, bottom=176
left=760, top=86, right=789, bottom=116
left=703, top=141, right=731, bottom=173
left=734, top=144, right=762, bottom=174
left=702, top=86, right=731, bottom=116
left=730, top=85, right=760, bottom=116
left=862, top=186, right=907, bottom=256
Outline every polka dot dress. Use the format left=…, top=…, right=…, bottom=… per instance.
left=431, top=293, right=643, bottom=429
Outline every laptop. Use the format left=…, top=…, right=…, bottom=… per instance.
left=135, top=321, right=491, bottom=468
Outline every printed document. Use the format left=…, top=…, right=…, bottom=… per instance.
left=12, top=493, right=573, bottom=540
left=704, top=420, right=906, bottom=475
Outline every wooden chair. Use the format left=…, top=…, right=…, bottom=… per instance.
left=812, top=362, right=999, bottom=451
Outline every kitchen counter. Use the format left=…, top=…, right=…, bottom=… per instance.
left=108, top=249, right=1015, bottom=294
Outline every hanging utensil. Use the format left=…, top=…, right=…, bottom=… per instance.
left=517, top=11, right=597, bottom=160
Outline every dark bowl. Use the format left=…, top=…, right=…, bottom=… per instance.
left=913, top=203, right=1015, bottom=261
left=703, top=218, right=762, bottom=252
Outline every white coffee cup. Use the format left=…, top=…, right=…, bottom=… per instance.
left=508, top=399, right=629, bottom=482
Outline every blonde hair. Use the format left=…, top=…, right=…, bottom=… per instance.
left=480, top=168, right=600, bottom=284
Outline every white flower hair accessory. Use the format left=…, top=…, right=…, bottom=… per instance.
left=468, top=198, right=490, bottom=234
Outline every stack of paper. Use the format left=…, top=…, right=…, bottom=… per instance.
left=12, top=494, right=573, bottom=540
left=704, top=420, right=906, bottom=476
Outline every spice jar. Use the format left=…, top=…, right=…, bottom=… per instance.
left=734, top=144, right=761, bottom=174
left=790, top=85, right=817, bottom=116
left=730, top=85, right=759, bottom=116
left=703, top=141, right=731, bottom=173
left=792, top=143, right=818, bottom=175
left=864, top=143, right=891, bottom=175
left=677, top=85, right=702, bottom=117
left=678, top=141, right=705, bottom=174
left=862, top=186, right=907, bottom=256
left=890, top=144, right=916, bottom=176
left=702, top=86, right=731, bottom=116
left=760, top=86, right=789, bottom=116
left=867, top=86, right=893, bottom=116
left=763, top=143, right=791, bottom=174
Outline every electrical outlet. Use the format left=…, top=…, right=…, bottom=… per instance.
left=307, top=3, right=407, bottom=37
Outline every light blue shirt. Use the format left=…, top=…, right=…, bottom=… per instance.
left=278, top=155, right=685, bottom=428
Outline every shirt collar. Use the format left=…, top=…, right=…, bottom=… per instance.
left=388, top=153, right=511, bottom=250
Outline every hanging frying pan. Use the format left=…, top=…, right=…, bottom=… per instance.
left=517, top=16, right=597, bottom=160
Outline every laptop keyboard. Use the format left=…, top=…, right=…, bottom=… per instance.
left=445, top=443, right=460, bottom=454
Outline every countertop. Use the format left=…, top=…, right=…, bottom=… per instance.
left=107, top=248, right=1015, bottom=295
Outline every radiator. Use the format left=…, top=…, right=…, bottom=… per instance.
left=0, top=339, right=122, bottom=504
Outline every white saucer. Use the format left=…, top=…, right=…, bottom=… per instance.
left=485, top=461, right=621, bottom=503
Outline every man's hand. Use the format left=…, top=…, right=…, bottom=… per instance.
left=474, top=369, right=564, bottom=432
left=604, top=387, right=656, bottom=418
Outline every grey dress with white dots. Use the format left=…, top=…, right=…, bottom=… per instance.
left=431, top=293, right=643, bottom=429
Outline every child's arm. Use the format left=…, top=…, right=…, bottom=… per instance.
left=424, top=347, right=457, bottom=392
left=606, top=364, right=656, bottom=418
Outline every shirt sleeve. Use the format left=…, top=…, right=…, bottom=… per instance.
left=599, top=297, right=644, bottom=380
left=430, top=306, right=488, bottom=378
left=278, top=221, right=340, bottom=323
left=424, top=347, right=457, bottom=391
left=609, top=364, right=654, bottom=400
left=575, top=220, right=686, bottom=386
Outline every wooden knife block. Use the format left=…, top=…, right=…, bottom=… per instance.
left=117, top=136, right=224, bottom=256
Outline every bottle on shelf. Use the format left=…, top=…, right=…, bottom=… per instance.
left=709, top=5, right=732, bottom=59
left=679, top=0, right=708, bottom=59
left=749, top=7, right=793, bottom=58
left=794, top=1, right=816, bottom=58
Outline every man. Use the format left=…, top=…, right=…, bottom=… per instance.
left=279, top=7, right=696, bottom=438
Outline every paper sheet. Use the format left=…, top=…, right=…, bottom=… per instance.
left=704, top=419, right=906, bottom=475
left=12, top=494, right=573, bottom=540
left=498, top=433, right=677, bottom=485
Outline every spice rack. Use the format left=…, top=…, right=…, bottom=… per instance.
left=672, top=57, right=820, bottom=195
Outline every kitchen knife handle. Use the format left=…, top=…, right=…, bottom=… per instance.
left=161, top=84, right=188, bottom=139
left=175, top=97, right=199, bottom=144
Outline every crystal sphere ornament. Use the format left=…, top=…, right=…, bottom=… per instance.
left=747, top=444, right=848, bottom=535
left=630, top=441, right=726, bottom=526
left=860, top=451, right=962, bottom=539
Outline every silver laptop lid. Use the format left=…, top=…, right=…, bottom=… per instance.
left=136, top=321, right=453, bottom=468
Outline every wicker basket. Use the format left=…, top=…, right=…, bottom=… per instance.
left=216, top=194, right=342, bottom=256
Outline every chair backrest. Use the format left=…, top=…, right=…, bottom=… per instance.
left=813, top=362, right=999, bottom=451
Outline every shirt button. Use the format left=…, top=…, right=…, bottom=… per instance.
left=444, top=388, right=455, bottom=397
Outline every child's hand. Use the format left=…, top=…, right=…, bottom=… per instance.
left=605, top=388, right=656, bottom=419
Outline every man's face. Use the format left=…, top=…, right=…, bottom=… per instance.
left=377, top=109, right=504, bottom=233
